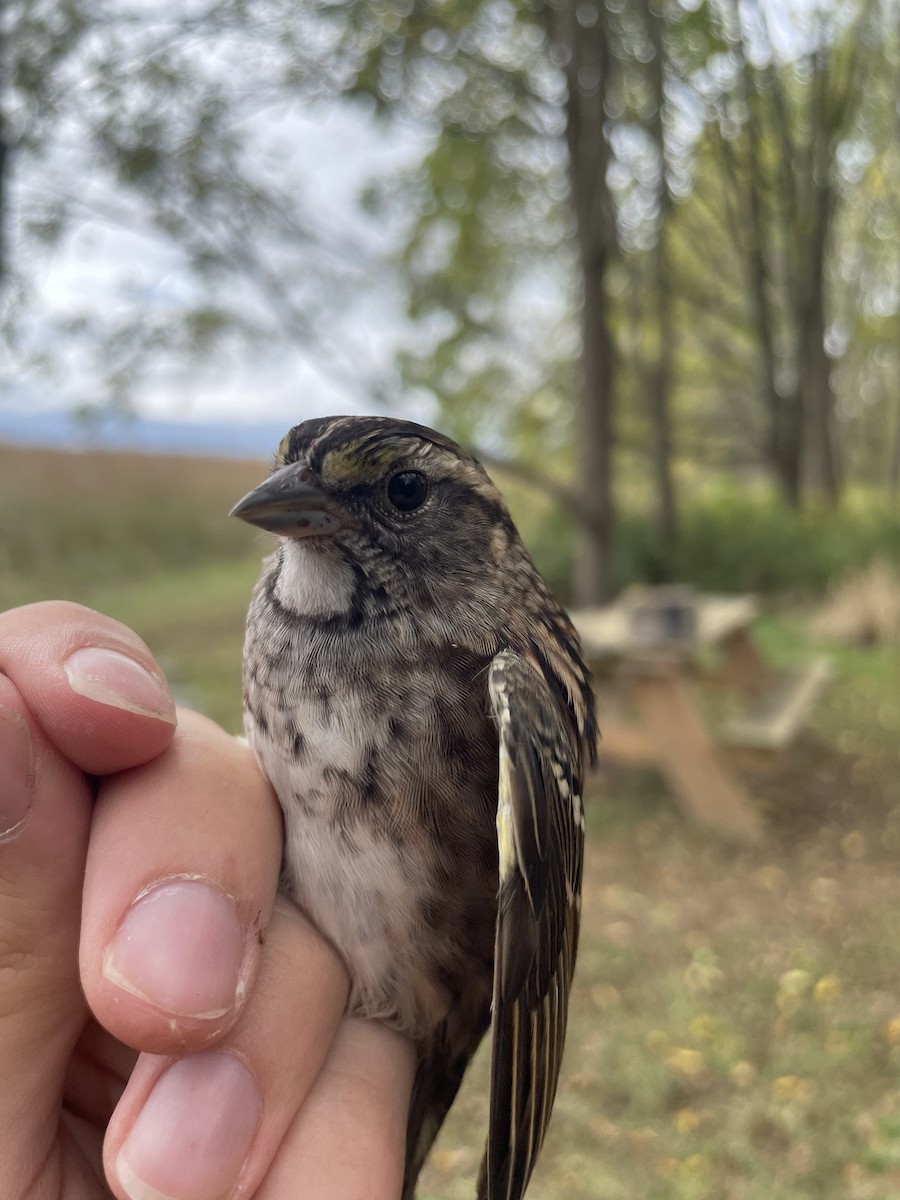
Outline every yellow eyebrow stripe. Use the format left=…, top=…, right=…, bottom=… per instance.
left=322, top=443, right=397, bottom=480
left=275, top=432, right=292, bottom=464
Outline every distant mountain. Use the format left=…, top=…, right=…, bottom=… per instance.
left=0, top=406, right=291, bottom=459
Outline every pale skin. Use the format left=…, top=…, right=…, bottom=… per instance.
left=0, top=601, right=415, bottom=1200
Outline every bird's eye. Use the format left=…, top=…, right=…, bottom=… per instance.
left=387, top=470, right=429, bottom=512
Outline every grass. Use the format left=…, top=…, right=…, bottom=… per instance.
left=0, top=444, right=268, bottom=728
left=78, top=557, right=261, bottom=728
left=0, top=443, right=264, bottom=604
left=422, top=801, right=900, bottom=1199
left=4, top=442, right=900, bottom=1197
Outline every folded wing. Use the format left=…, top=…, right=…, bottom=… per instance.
left=483, top=649, right=586, bottom=1200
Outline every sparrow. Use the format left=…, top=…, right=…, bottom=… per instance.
left=231, top=415, right=597, bottom=1199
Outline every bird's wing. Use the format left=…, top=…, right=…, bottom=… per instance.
left=483, top=648, right=586, bottom=1200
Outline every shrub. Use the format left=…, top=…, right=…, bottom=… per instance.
left=524, top=483, right=900, bottom=603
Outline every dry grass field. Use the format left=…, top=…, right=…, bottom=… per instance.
left=0, top=443, right=264, bottom=725
left=4, top=441, right=900, bottom=1198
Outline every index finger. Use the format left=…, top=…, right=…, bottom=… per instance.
left=0, top=601, right=177, bottom=774
left=80, top=710, right=290, bottom=1055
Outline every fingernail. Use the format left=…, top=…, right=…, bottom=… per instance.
left=104, top=881, right=246, bottom=1019
left=117, top=1052, right=261, bottom=1200
left=65, top=647, right=176, bottom=723
left=0, top=704, right=35, bottom=840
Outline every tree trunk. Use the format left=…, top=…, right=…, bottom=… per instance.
left=799, top=300, right=840, bottom=500
left=722, top=0, right=856, bottom=508
left=729, top=23, right=805, bottom=507
left=557, top=0, right=617, bottom=605
left=796, top=79, right=841, bottom=504
left=574, top=251, right=615, bottom=604
left=772, top=389, right=804, bottom=507
left=641, top=0, right=677, bottom=545
left=649, top=220, right=677, bottom=545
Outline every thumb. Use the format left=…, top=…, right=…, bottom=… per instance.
left=0, top=672, right=93, bottom=1196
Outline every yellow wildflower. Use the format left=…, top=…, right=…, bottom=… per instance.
left=673, top=1108, right=702, bottom=1134
left=665, top=1047, right=706, bottom=1077
left=681, top=1154, right=711, bottom=1177
left=730, top=1060, right=756, bottom=1087
left=813, top=974, right=840, bottom=1004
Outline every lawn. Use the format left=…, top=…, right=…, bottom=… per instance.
left=3, top=442, right=900, bottom=1198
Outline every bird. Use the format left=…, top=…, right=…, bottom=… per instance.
left=231, top=415, right=598, bottom=1199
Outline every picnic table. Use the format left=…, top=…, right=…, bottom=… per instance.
left=570, top=589, right=831, bottom=841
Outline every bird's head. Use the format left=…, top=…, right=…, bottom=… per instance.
left=231, top=415, right=528, bottom=623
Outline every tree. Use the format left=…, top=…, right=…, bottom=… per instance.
left=830, top=0, right=900, bottom=490
left=2, top=0, right=395, bottom=410
left=547, top=0, right=619, bottom=601
left=699, top=0, right=877, bottom=504
left=7, top=0, right=900, bottom=601
left=339, top=0, right=642, bottom=601
left=638, top=0, right=678, bottom=545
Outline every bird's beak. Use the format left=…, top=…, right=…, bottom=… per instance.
left=230, top=462, right=345, bottom=537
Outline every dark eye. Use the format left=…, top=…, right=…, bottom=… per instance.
left=387, top=470, right=429, bottom=512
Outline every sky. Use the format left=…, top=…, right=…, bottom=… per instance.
left=135, top=105, right=431, bottom=427
left=3, top=76, right=434, bottom=439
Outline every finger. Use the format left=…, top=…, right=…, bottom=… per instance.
left=103, top=898, right=354, bottom=1200
left=0, top=601, right=176, bottom=775
left=80, top=710, right=283, bottom=1054
left=64, top=1017, right=138, bottom=1133
left=0, top=674, right=93, bottom=1196
left=258, top=1017, right=415, bottom=1200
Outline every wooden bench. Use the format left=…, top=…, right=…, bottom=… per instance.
left=723, top=657, right=833, bottom=750
left=571, top=593, right=831, bottom=841
left=572, top=595, right=766, bottom=840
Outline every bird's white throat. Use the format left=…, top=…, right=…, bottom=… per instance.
left=274, top=540, right=355, bottom=616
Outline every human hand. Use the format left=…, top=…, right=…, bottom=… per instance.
left=0, top=601, right=415, bottom=1200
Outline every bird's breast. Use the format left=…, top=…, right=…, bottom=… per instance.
left=245, top=653, right=499, bottom=1040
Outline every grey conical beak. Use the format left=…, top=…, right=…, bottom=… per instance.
left=230, top=462, right=345, bottom=537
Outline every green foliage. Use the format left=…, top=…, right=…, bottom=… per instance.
left=643, top=487, right=900, bottom=596
left=510, top=487, right=576, bottom=601
left=515, top=482, right=900, bottom=604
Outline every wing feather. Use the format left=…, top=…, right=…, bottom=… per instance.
left=483, top=649, right=587, bottom=1200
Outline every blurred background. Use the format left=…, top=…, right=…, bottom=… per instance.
left=4, top=0, right=900, bottom=1195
